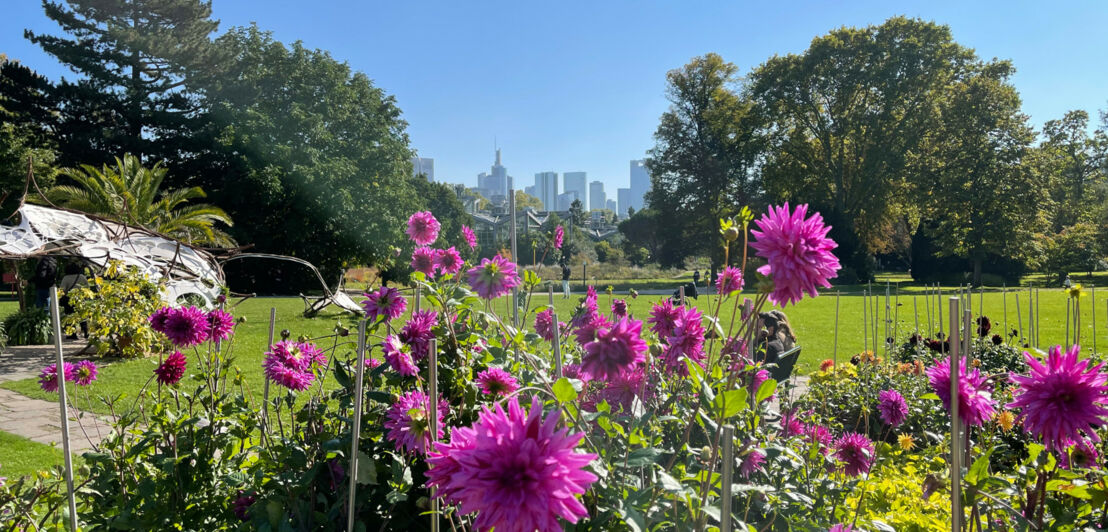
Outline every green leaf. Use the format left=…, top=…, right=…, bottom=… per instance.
left=356, top=451, right=377, bottom=485
left=965, top=449, right=993, bottom=486
left=920, top=393, right=940, bottom=401
left=755, top=379, right=777, bottom=403
left=553, top=377, right=578, bottom=402
left=626, top=447, right=662, bottom=467
left=712, top=389, right=749, bottom=419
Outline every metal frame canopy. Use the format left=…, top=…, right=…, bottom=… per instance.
left=0, top=204, right=224, bottom=307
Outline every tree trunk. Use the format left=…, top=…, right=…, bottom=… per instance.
left=972, top=257, right=983, bottom=287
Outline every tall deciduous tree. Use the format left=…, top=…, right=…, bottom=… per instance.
left=197, top=26, right=416, bottom=277
left=919, top=62, right=1046, bottom=285
left=1036, top=110, right=1108, bottom=231
left=0, top=59, right=59, bottom=214
left=645, top=53, right=762, bottom=269
left=750, top=17, right=976, bottom=279
left=26, top=0, right=225, bottom=168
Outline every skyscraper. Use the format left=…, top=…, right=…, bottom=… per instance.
left=533, top=171, right=559, bottom=210
left=589, top=181, right=606, bottom=211
left=476, top=149, right=513, bottom=201
left=617, top=188, right=632, bottom=217
left=629, top=160, right=650, bottom=210
left=606, top=199, right=618, bottom=213
left=411, top=157, right=434, bottom=181
left=563, top=171, right=587, bottom=208
left=557, top=191, right=580, bottom=211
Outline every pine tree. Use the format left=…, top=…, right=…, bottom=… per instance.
left=25, top=0, right=225, bottom=168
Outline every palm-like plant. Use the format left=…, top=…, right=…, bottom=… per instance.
left=35, top=154, right=235, bottom=247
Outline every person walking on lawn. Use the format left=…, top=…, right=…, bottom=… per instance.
left=561, top=260, right=572, bottom=298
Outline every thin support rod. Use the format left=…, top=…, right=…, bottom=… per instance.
left=346, top=320, right=368, bottom=532
left=949, top=297, right=962, bottom=532
left=50, top=287, right=78, bottom=532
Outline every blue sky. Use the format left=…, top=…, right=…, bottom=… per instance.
left=3, top=1, right=1107, bottom=196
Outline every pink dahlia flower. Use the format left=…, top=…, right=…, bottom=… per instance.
left=554, top=225, right=564, bottom=249
left=805, top=424, right=833, bottom=455
left=72, top=360, right=98, bottom=386
left=610, top=299, right=627, bottom=319
left=425, top=396, right=597, bottom=532
left=739, top=447, right=765, bottom=478
left=385, top=390, right=448, bottom=455
left=829, top=525, right=855, bottom=532
left=927, top=356, right=996, bottom=427
left=161, top=306, right=210, bottom=347
left=662, top=306, right=706, bottom=375
left=581, top=318, right=647, bottom=381
left=263, top=341, right=324, bottom=391
left=476, top=367, right=519, bottom=396
left=749, top=203, right=840, bottom=306
left=716, top=266, right=744, bottom=295
left=466, top=255, right=520, bottom=300
left=435, top=246, right=464, bottom=275
left=877, top=388, right=908, bottom=427
left=362, top=286, right=407, bottom=322
left=1059, top=438, right=1100, bottom=470
left=148, top=306, right=173, bottom=332
left=406, top=211, right=441, bottom=246
left=587, top=363, right=653, bottom=413
left=155, top=351, right=187, bottom=386
left=1008, top=345, right=1108, bottom=450
left=232, top=492, right=255, bottom=522
left=411, top=246, right=438, bottom=277
left=382, top=335, right=418, bottom=377
left=39, top=362, right=75, bottom=392
left=399, top=310, right=438, bottom=360
left=535, top=308, right=556, bottom=342
left=462, top=225, right=477, bottom=250
left=207, top=309, right=235, bottom=342
left=647, top=299, right=680, bottom=338
left=833, top=432, right=875, bottom=477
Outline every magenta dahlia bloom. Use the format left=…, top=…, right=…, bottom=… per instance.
left=407, top=211, right=441, bottom=246
left=829, top=525, right=855, bottom=532
left=581, top=318, right=648, bottom=381
left=466, top=255, right=521, bottom=299
left=38, top=362, right=74, bottom=392
left=362, top=286, right=407, bottom=322
left=411, top=246, right=438, bottom=277
left=1008, top=345, right=1108, bottom=450
left=425, top=396, right=597, bottom=532
left=263, top=341, right=323, bottom=391
left=435, top=246, right=464, bottom=275
left=610, top=299, right=627, bottom=318
left=72, top=360, right=98, bottom=386
left=148, top=306, right=173, bottom=332
left=749, top=203, right=841, bottom=307
left=554, top=225, right=564, bottom=249
left=1060, top=439, right=1100, bottom=470
left=647, top=299, right=680, bottom=338
left=662, top=306, right=706, bottom=375
left=587, top=363, right=653, bottom=413
left=833, top=432, right=875, bottom=477
left=155, top=351, right=187, bottom=386
left=161, top=306, right=210, bottom=347
left=462, top=225, right=477, bottom=250
left=779, top=413, right=805, bottom=438
left=739, top=447, right=765, bottom=478
left=563, top=363, right=591, bottom=384
left=382, top=335, right=419, bottom=377
left=716, top=266, right=744, bottom=295
left=365, top=357, right=382, bottom=369
left=232, top=492, right=255, bottom=522
left=927, top=356, right=996, bottom=427
left=207, top=309, right=235, bottom=342
left=877, top=389, right=908, bottom=427
left=535, top=308, right=557, bottom=341
left=399, top=310, right=438, bottom=360
left=476, top=367, right=519, bottom=396
left=805, top=424, right=833, bottom=455
left=385, top=390, right=449, bottom=455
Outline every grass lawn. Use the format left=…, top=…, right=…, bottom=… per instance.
left=0, top=430, right=71, bottom=479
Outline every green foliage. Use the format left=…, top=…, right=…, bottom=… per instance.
left=1041, top=222, right=1103, bottom=282
left=38, top=154, right=235, bottom=246
left=845, top=457, right=951, bottom=530
left=3, top=307, right=51, bottom=346
left=1037, top=110, right=1108, bottom=232
left=0, top=60, right=58, bottom=215
left=594, top=240, right=623, bottom=264
left=63, top=261, right=166, bottom=358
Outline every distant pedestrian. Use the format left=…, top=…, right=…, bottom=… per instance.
left=32, top=256, right=58, bottom=308
left=757, top=310, right=797, bottom=364
left=561, top=261, right=572, bottom=298
left=1063, top=274, right=1073, bottom=289
left=692, top=270, right=701, bottom=287
left=59, top=262, right=88, bottom=339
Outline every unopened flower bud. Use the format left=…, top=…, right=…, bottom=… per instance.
left=280, top=329, right=291, bottom=340
left=723, top=227, right=740, bottom=242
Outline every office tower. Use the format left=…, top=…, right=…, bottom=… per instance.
left=411, top=157, right=434, bottom=181
left=533, top=171, right=559, bottom=210
left=524, top=185, right=537, bottom=198
left=563, top=171, right=587, bottom=208
left=629, top=160, right=650, bottom=210
left=606, top=199, right=618, bottom=213
left=476, top=149, right=513, bottom=201
left=557, top=191, right=580, bottom=211
left=617, top=188, right=632, bottom=217
left=589, top=181, right=606, bottom=211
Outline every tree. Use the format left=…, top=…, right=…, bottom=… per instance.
left=750, top=17, right=978, bottom=278
left=26, top=0, right=226, bottom=169
left=514, top=190, right=542, bottom=211
left=1040, top=222, right=1102, bottom=282
left=1036, top=110, right=1108, bottom=231
left=195, top=26, right=416, bottom=277
left=618, top=208, right=663, bottom=264
left=645, top=53, right=762, bottom=268
left=37, top=154, right=233, bottom=245
left=0, top=59, right=59, bottom=214
left=919, top=62, right=1046, bottom=285
left=568, top=198, right=586, bottom=227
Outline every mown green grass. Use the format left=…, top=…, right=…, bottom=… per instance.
left=0, top=430, right=70, bottom=480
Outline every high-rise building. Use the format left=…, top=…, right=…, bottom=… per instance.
left=563, top=171, right=587, bottom=208
left=589, top=181, right=606, bottom=211
left=617, top=188, right=632, bottom=217
left=524, top=185, right=537, bottom=198
left=557, top=191, right=580, bottom=211
left=476, top=149, right=513, bottom=202
left=629, top=160, right=650, bottom=210
left=533, top=171, right=559, bottom=210
left=411, top=157, right=434, bottom=181
left=606, top=199, right=618, bottom=213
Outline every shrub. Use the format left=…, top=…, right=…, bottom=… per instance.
left=3, top=307, right=51, bottom=345
left=63, top=261, right=167, bottom=358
